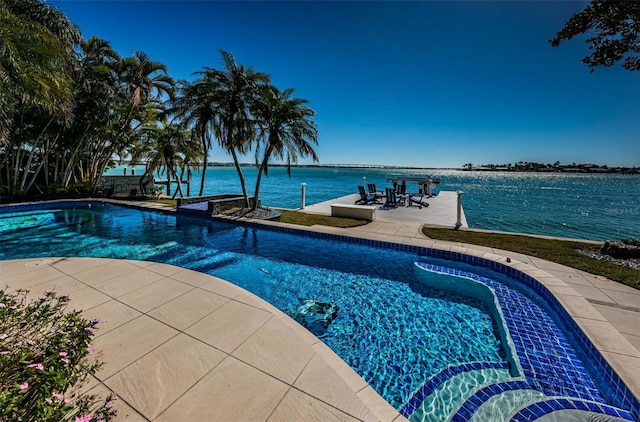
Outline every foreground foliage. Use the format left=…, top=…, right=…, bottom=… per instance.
left=550, top=0, right=640, bottom=72
left=422, top=226, right=640, bottom=290
left=0, top=289, right=116, bottom=421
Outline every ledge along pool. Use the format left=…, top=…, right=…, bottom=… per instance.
left=0, top=201, right=637, bottom=421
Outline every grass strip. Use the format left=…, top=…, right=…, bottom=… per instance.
left=422, top=226, right=639, bottom=290
left=143, top=198, right=177, bottom=206
left=278, top=209, right=368, bottom=228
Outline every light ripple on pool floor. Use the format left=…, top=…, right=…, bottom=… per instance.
left=410, top=368, right=513, bottom=422
left=469, top=389, right=544, bottom=422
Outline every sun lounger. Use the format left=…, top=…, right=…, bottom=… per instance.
left=407, top=192, right=429, bottom=208
left=367, top=183, right=382, bottom=195
left=356, top=185, right=379, bottom=205
left=382, top=187, right=402, bottom=209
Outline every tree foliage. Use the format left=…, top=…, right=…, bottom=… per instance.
left=1, top=1, right=319, bottom=208
left=0, top=0, right=80, bottom=142
left=192, top=50, right=271, bottom=207
left=251, top=86, right=318, bottom=209
left=549, top=0, right=640, bottom=72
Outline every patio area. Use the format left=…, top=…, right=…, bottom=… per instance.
left=302, top=190, right=468, bottom=227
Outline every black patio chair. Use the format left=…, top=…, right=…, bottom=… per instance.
left=355, top=185, right=378, bottom=205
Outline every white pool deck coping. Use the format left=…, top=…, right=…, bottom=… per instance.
left=1, top=199, right=639, bottom=421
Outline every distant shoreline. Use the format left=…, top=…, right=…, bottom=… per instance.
left=114, top=162, right=638, bottom=174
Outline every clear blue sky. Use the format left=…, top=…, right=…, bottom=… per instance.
left=51, top=0, right=639, bottom=168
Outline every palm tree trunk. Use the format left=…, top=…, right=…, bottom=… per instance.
left=18, top=116, right=55, bottom=190
left=171, top=167, right=184, bottom=199
left=24, top=133, right=60, bottom=192
left=253, top=146, right=273, bottom=210
left=139, top=167, right=152, bottom=197
left=187, top=167, right=191, bottom=197
left=198, top=134, right=208, bottom=196
left=12, top=142, right=22, bottom=194
left=166, top=170, right=171, bottom=196
left=229, top=148, right=249, bottom=207
left=62, top=123, right=91, bottom=186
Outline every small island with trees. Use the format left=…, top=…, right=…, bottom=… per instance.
left=462, top=161, right=638, bottom=174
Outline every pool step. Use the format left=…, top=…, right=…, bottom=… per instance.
left=400, top=362, right=511, bottom=419
left=467, top=387, right=545, bottom=421
left=409, top=366, right=512, bottom=421
left=451, top=380, right=542, bottom=421
left=403, top=366, right=635, bottom=421
left=510, top=397, right=635, bottom=421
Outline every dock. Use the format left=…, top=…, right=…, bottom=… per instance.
left=302, top=190, right=468, bottom=227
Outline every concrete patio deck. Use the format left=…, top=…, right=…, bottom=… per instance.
left=302, top=191, right=468, bottom=227
left=1, top=201, right=638, bottom=421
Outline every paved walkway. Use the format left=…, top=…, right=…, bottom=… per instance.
left=1, top=202, right=638, bottom=421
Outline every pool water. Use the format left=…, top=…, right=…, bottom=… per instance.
left=1, top=202, right=636, bottom=420
left=0, top=203, right=505, bottom=409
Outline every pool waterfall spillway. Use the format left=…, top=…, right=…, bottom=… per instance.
left=0, top=200, right=638, bottom=421
left=176, top=194, right=259, bottom=215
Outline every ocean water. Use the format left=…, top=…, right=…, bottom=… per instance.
left=105, top=166, right=640, bottom=241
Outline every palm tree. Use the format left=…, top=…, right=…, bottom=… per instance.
left=118, top=51, right=175, bottom=108
left=170, top=79, right=217, bottom=196
left=134, top=122, right=203, bottom=198
left=57, top=36, right=121, bottom=188
left=196, top=50, right=270, bottom=206
left=0, top=0, right=80, bottom=144
left=91, top=51, right=176, bottom=187
left=252, top=86, right=318, bottom=209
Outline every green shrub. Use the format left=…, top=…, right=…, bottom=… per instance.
left=0, top=289, right=116, bottom=421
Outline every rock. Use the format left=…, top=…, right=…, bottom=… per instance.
left=622, top=237, right=640, bottom=247
left=295, top=300, right=339, bottom=336
left=227, top=207, right=281, bottom=221
left=601, top=240, right=640, bottom=259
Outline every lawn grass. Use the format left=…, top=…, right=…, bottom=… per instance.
left=422, top=226, right=640, bottom=290
left=143, top=198, right=177, bottom=206
left=278, top=209, right=368, bottom=228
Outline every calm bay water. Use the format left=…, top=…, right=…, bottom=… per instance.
left=105, top=166, right=640, bottom=241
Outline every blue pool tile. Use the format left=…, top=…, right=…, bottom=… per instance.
left=414, top=261, right=637, bottom=420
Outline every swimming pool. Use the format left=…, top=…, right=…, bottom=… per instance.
left=0, top=201, right=637, bottom=421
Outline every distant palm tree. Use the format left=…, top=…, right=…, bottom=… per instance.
left=252, top=86, right=318, bottom=209
left=135, top=122, right=202, bottom=198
